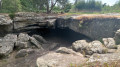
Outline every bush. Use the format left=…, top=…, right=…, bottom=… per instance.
left=9, top=13, right=15, bottom=20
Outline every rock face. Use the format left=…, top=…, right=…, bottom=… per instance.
left=103, top=38, right=117, bottom=49
left=0, top=14, right=13, bottom=36
left=72, top=40, right=107, bottom=55
left=114, top=29, right=120, bottom=45
left=56, top=17, right=120, bottom=40
left=37, top=47, right=86, bottom=67
left=13, top=12, right=57, bottom=31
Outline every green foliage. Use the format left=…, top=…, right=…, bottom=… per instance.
left=1, top=0, right=22, bottom=13
left=63, top=3, right=72, bottom=12
left=9, top=13, right=15, bottom=20
left=1, top=0, right=120, bottom=13
left=74, top=0, right=102, bottom=11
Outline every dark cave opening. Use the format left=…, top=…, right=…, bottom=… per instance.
left=29, top=28, right=92, bottom=47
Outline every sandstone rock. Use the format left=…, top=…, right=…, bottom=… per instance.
left=107, top=49, right=117, bottom=53
left=47, top=19, right=56, bottom=27
left=0, top=34, right=17, bottom=57
left=88, top=53, right=120, bottom=63
left=13, top=12, right=57, bottom=30
left=116, top=45, right=120, bottom=52
left=32, top=35, right=47, bottom=44
left=30, top=37, right=43, bottom=49
left=37, top=52, right=85, bottom=67
left=0, top=15, right=12, bottom=25
left=72, top=40, right=107, bottom=55
left=18, top=33, right=30, bottom=42
left=15, top=48, right=35, bottom=58
left=72, top=40, right=89, bottom=52
left=103, top=38, right=117, bottom=49
left=56, top=47, right=77, bottom=54
left=0, top=14, right=13, bottom=36
left=88, top=41, right=107, bottom=55
left=3, top=34, right=17, bottom=42
left=15, top=41, right=29, bottom=50
left=0, top=42, right=14, bottom=57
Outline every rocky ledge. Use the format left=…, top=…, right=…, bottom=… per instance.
left=1, top=12, right=120, bottom=67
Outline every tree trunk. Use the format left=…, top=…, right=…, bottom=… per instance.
left=46, top=0, right=58, bottom=14
left=0, top=0, right=2, bottom=10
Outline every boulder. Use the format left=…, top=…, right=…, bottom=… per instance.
left=15, top=48, right=35, bottom=58
left=88, top=53, right=120, bottom=63
left=0, top=42, right=14, bottom=57
left=30, top=37, right=43, bottom=49
left=18, top=33, right=30, bottom=42
left=103, top=38, right=117, bottom=49
left=3, top=34, right=17, bottom=42
left=0, top=34, right=17, bottom=57
left=114, top=29, right=120, bottom=44
left=15, top=41, right=29, bottom=50
left=32, top=35, right=47, bottom=44
left=72, top=40, right=89, bottom=52
left=88, top=41, right=107, bottom=55
left=72, top=40, right=107, bottom=55
left=36, top=52, right=85, bottom=67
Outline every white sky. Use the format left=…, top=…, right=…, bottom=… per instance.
left=70, top=0, right=119, bottom=6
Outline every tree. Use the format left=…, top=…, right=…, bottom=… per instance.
left=44, top=0, right=59, bottom=13
left=1, top=0, right=22, bottom=13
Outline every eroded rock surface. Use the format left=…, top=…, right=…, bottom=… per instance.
left=0, top=34, right=17, bottom=57
left=72, top=40, right=107, bottom=55
left=88, top=53, right=120, bottom=63
left=103, top=38, right=117, bottom=49
left=114, top=29, right=120, bottom=45
left=37, top=47, right=86, bottom=67
left=15, top=48, right=35, bottom=58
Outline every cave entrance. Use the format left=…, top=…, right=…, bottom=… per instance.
left=32, top=28, right=92, bottom=47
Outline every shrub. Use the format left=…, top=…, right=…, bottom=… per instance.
left=9, top=13, right=15, bottom=20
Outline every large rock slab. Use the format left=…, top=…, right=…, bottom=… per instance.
left=88, top=53, right=120, bottom=63
left=30, top=37, right=43, bottom=49
left=56, top=17, right=120, bottom=40
left=32, top=35, right=47, bottom=44
left=37, top=48, right=86, bottom=67
left=13, top=12, right=57, bottom=30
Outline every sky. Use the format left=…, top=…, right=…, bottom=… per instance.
left=70, top=0, right=119, bottom=6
